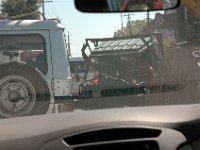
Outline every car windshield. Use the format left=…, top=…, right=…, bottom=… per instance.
left=0, top=0, right=199, bottom=118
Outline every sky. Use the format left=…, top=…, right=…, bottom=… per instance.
left=45, top=0, right=160, bottom=57
left=0, top=0, right=160, bottom=57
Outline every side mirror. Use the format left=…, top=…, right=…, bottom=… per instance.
left=74, top=0, right=180, bottom=12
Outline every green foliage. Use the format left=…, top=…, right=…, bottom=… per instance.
left=1, top=0, right=41, bottom=19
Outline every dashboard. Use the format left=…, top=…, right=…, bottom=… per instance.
left=0, top=104, right=199, bottom=150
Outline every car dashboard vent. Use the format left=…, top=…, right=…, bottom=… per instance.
left=64, top=128, right=161, bottom=150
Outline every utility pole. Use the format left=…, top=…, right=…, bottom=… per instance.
left=123, top=13, right=134, bottom=36
left=42, top=0, right=45, bottom=18
left=121, top=13, right=124, bottom=32
left=67, top=31, right=72, bottom=57
left=120, top=13, right=124, bottom=37
left=147, top=11, right=150, bottom=34
left=40, top=0, right=52, bottom=19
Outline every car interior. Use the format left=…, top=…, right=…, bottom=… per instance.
left=0, top=0, right=200, bottom=150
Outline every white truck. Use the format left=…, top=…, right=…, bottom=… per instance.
left=0, top=20, right=72, bottom=117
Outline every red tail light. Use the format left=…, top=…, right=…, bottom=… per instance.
left=91, top=70, right=99, bottom=85
left=91, top=77, right=99, bottom=85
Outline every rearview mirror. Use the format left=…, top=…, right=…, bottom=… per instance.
left=75, top=0, right=180, bottom=12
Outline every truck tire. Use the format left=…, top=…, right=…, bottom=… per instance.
left=0, top=61, right=50, bottom=118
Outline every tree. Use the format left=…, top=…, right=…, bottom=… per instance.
left=114, top=19, right=151, bottom=37
left=1, top=0, right=41, bottom=19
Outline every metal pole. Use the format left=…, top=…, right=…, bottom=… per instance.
left=42, top=0, right=45, bottom=19
left=121, top=13, right=124, bottom=31
left=40, top=0, right=52, bottom=20
left=147, top=11, right=150, bottom=34
left=128, top=14, right=132, bottom=35
left=67, top=31, right=72, bottom=57
left=123, top=13, right=134, bottom=36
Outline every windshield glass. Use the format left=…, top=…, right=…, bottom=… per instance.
left=0, top=0, right=199, bottom=118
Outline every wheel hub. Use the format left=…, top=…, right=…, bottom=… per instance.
left=0, top=75, right=36, bottom=117
left=8, top=90, right=21, bottom=103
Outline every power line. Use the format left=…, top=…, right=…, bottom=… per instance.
left=71, top=43, right=82, bottom=46
left=40, top=0, right=61, bottom=19
left=45, top=6, right=53, bottom=19
left=46, top=4, right=55, bottom=18
left=52, top=1, right=59, bottom=17
left=39, top=0, right=52, bottom=19
left=46, top=2, right=61, bottom=19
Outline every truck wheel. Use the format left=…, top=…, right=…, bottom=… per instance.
left=0, top=61, right=50, bottom=118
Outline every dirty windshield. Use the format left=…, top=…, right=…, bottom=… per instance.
left=0, top=0, right=199, bottom=118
